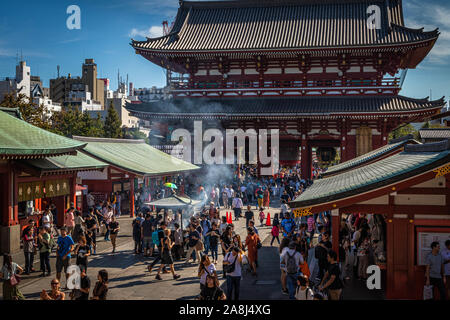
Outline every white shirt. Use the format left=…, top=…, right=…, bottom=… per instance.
left=200, top=263, right=216, bottom=285
left=224, top=252, right=242, bottom=277
left=232, top=198, right=243, bottom=209
left=295, top=287, right=314, bottom=300
left=42, top=214, right=51, bottom=228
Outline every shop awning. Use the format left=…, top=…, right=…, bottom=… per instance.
left=0, top=108, right=86, bottom=159
left=72, top=136, right=199, bottom=177
left=17, top=151, right=108, bottom=176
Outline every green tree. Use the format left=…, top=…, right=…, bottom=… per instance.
left=104, top=102, right=122, bottom=138
left=122, top=127, right=149, bottom=143
left=0, top=93, right=51, bottom=129
left=389, top=123, right=418, bottom=141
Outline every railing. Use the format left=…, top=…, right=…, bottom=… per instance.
left=171, top=78, right=400, bottom=91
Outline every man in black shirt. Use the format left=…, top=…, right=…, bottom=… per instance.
left=319, top=250, right=343, bottom=300
left=315, top=232, right=332, bottom=283
left=84, top=213, right=97, bottom=255
left=147, top=222, right=168, bottom=273
left=244, top=205, right=254, bottom=228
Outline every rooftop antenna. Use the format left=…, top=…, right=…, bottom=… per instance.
left=57, top=65, right=60, bottom=78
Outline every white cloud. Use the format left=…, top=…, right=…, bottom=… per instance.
left=129, top=26, right=164, bottom=39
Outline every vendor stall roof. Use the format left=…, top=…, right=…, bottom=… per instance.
left=18, top=151, right=108, bottom=176
left=145, top=195, right=202, bottom=208
left=0, top=108, right=86, bottom=159
left=72, top=136, right=199, bottom=177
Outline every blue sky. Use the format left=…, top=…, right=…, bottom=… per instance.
left=0, top=0, right=449, bottom=100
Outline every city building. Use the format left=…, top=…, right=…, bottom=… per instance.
left=88, top=95, right=140, bottom=128
left=127, top=0, right=445, bottom=179
left=50, top=59, right=105, bottom=109
left=0, top=61, right=31, bottom=101
left=63, top=84, right=102, bottom=112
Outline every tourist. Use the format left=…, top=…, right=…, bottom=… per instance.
left=103, top=205, right=114, bottom=241
left=256, top=186, right=264, bottom=210
left=198, top=255, right=217, bottom=291
left=85, top=211, right=98, bottom=255
left=201, top=214, right=212, bottom=256
left=40, top=279, right=65, bottom=300
left=173, top=223, right=184, bottom=261
left=185, top=224, right=201, bottom=264
left=425, top=241, right=446, bottom=300
left=280, top=200, right=289, bottom=218
left=244, top=227, right=261, bottom=276
left=41, top=209, right=53, bottom=231
left=148, top=222, right=167, bottom=273
left=37, top=226, right=51, bottom=277
left=70, top=268, right=91, bottom=300
left=207, top=222, right=220, bottom=264
left=232, top=194, right=243, bottom=221
left=258, top=208, right=265, bottom=227
left=273, top=213, right=280, bottom=228
left=1, top=254, right=25, bottom=300
left=248, top=220, right=259, bottom=235
left=72, top=211, right=85, bottom=243
left=279, top=237, right=290, bottom=295
left=295, top=275, right=314, bottom=300
left=263, top=187, right=270, bottom=208
left=315, top=231, right=332, bottom=283
left=224, top=246, right=243, bottom=301
left=141, top=214, right=154, bottom=257
left=199, top=275, right=226, bottom=300
left=443, top=240, right=450, bottom=299
left=92, top=269, right=109, bottom=300
left=270, top=223, right=280, bottom=246
left=155, top=229, right=181, bottom=280
left=319, top=250, right=344, bottom=300
left=281, top=241, right=303, bottom=300
left=219, top=216, right=228, bottom=235
left=108, top=215, right=120, bottom=253
left=357, top=236, right=370, bottom=280
left=74, top=235, right=91, bottom=272
left=244, top=205, right=254, bottom=228
left=64, top=207, right=75, bottom=236
left=222, top=186, right=229, bottom=209
left=55, top=227, right=75, bottom=287
left=22, top=226, right=36, bottom=275
left=281, top=212, right=296, bottom=239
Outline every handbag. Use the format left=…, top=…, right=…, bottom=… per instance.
left=223, top=254, right=238, bottom=274
left=10, top=273, right=21, bottom=286
left=423, top=285, right=433, bottom=300
left=256, top=239, right=262, bottom=250
left=196, top=240, right=204, bottom=251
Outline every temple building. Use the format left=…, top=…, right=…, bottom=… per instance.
left=127, top=0, right=445, bottom=177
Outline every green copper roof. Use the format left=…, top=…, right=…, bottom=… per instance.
left=73, top=136, right=199, bottom=177
left=20, top=152, right=108, bottom=174
left=291, top=141, right=450, bottom=208
left=0, top=109, right=86, bottom=159
left=323, top=136, right=419, bottom=177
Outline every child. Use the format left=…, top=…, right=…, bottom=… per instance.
left=259, top=209, right=265, bottom=227
left=295, top=275, right=314, bottom=300
left=270, top=224, right=280, bottom=246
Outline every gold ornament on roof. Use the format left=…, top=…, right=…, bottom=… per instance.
left=433, top=164, right=450, bottom=178
left=293, top=207, right=313, bottom=218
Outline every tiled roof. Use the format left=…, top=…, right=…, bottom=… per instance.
left=20, top=152, right=108, bottom=175
left=290, top=140, right=450, bottom=208
left=73, top=136, right=199, bottom=177
left=126, top=96, right=445, bottom=119
left=419, top=128, right=450, bottom=140
left=131, top=0, right=439, bottom=53
left=0, top=109, right=86, bottom=159
left=323, top=135, right=418, bottom=176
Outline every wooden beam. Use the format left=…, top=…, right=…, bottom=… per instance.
left=341, top=204, right=449, bottom=215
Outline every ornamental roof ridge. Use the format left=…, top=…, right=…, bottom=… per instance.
left=404, top=139, right=450, bottom=153
left=72, top=136, right=146, bottom=144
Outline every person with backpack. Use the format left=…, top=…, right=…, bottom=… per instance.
left=281, top=241, right=303, bottom=300
left=224, top=246, right=243, bottom=301
left=319, top=250, right=344, bottom=300
left=296, top=275, right=314, bottom=300
left=147, top=222, right=167, bottom=274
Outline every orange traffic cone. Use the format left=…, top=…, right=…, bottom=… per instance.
left=266, top=212, right=271, bottom=226
left=225, top=212, right=229, bottom=224
left=227, top=212, right=232, bottom=224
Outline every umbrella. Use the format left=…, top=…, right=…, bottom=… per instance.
left=164, top=183, right=178, bottom=189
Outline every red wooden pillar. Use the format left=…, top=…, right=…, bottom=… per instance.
left=300, top=135, right=311, bottom=180
left=71, top=174, right=77, bottom=208
left=130, top=175, right=135, bottom=218
left=331, top=209, right=340, bottom=260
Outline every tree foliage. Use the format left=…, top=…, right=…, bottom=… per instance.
left=0, top=93, right=51, bottom=130
left=103, top=101, right=122, bottom=139
left=122, top=127, right=149, bottom=143
left=388, top=123, right=418, bottom=141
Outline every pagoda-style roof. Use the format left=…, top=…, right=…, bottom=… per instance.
left=0, top=108, right=86, bottom=159
left=419, top=128, right=450, bottom=140
left=17, top=152, right=108, bottom=176
left=72, top=136, right=199, bottom=177
left=322, top=135, right=419, bottom=177
left=290, top=140, right=450, bottom=210
left=126, top=96, right=445, bottom=120
left=132, top=0, right=439, bottom=63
